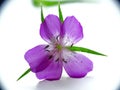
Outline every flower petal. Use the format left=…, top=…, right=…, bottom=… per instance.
left=24, top=45, right=52, bottom=73
left=40, top=15, right=61, bottom=43
left=63, top=52, right=93, bottom=78
left=36, top=60, right=62, bottom=80
left=61, top=16, right=83, bottom=45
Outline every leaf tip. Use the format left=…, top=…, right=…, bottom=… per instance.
left=16, top=68, right=31, bottom=81
left=102, top=54, right=107, bottom=57
left=16, top=78, right=20, bottom=81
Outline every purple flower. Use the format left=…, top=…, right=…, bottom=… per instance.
left=24, top=15, right=93, bottom=80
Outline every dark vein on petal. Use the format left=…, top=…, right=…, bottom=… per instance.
left=45, top=45, right=49, bottom=49
left=46, top=50, right=50, bottom=52
left=55, top=58, right=59, bottom=62
left=62, top=59, right=67, bottom=63
left=48, top=55, right=53, bottom=59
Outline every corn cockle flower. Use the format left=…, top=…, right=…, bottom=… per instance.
left=24, top=14, right=93, bottom=80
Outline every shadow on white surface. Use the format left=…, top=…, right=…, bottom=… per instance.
left=36, top=76, right=94, bottom=90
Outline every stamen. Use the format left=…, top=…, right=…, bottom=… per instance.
left=56, top=35, right=60, bottom=41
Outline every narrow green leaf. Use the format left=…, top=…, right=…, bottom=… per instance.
left=41, top=6, right=44, bottom=22
left=33, top=0, right=95, bottom=7
left=58, top=2, right=63, bottom=22
left=67, top=46, right=107, bottom=56
left=17, top=68, right=31, bottom=81
left=41, top=1, right=59, bottom=6
left=33, top=0, right=58, bottom=7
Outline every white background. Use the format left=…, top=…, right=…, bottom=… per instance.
left=0, top=0, right=120, bottom=90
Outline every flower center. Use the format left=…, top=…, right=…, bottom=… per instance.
left=56, top=44, right=62, bottom=51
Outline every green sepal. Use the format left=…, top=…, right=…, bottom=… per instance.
left=17, top=68, right=31, bottom=81
left=58, top=2, right=63, bottom=22
left=67, top=46, right=107, bottom=56
left=41, top=6, right=44, bottom=22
